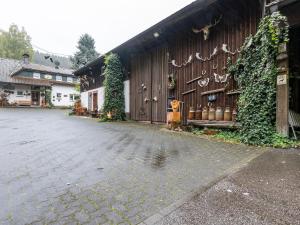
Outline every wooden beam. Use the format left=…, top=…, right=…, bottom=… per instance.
left=187, top=76, right=202, bottom=84
left=201, top=88, right=226, bottom=96
left=276, top=43, right=289, bottom=137
left=182, top=89, right=196, bottom=95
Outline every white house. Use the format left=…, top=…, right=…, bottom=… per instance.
left=0, top=54, right=79, bottom=107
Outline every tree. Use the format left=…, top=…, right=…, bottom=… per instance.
left=0, top=24, right=34, bottom=60
left=102, top=53, right=125, bottom=121
left=71, top=34, right=99, bottom=69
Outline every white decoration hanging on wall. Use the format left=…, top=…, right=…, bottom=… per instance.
left=198, top=78, right=210, bottom=87
left=192, top=15, right=223, bottom=40
left=195, top=47, right=218, bottom=62
left=212, top=62, right=218, bottom=70
left=221, top=44, right=241, bottom=55
left=183, top=55, right=193, bottom=66
left=171, top=54, right=193, bottom=68
left=214, top=73, right=230, bottom=83
left=171, top=60, right=182, bottom=68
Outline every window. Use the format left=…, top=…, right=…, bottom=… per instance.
left=69, top=94, right=80, bottom=102
left=33, top=72, right=40, bottom=79
left=17, top=91, right=23, bottom=96
left=56, top=75, right=62, bottom=81
left=57, top=93, right=62, bottom=98
left=67, top=77, right=73, bottom=83
left=44, top=74, right=52, bottom=80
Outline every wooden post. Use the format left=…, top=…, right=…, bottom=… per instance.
left=276, top=43, right=289, bottom=137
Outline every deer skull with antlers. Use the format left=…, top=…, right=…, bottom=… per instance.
left=192, top=15, right=223, bottom=40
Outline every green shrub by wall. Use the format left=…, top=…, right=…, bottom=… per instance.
left=102, top=53, right=125, bottom=121
left=228, top=12, right=289, bottom=145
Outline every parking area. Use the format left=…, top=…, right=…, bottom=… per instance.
left=0, top=108, right=263, bottom=225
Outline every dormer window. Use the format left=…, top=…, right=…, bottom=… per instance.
left=67, top=77, right=73, bottom=83
left=56, top=75, right=62, bottom=81
left=33, top=72, right=40, bottom=79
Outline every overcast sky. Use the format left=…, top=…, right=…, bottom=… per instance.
left=0, top=0, right=195, bottom=56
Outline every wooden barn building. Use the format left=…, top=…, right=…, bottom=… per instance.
left=74, top=0, right=300, bottom=136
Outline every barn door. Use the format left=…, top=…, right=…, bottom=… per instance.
left=151, top=47, right=168, bottom=123
left=130, top=47, right=168, bottom=123
left=130, top=52, right=152, bottom=121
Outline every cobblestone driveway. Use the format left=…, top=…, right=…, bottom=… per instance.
left=0, top=109, right=263, bottom=225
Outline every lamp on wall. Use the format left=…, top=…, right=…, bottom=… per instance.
left=153, top=32, right=160, bottom=38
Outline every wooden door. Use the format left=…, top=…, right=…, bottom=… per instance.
left=130, top=52, right=152, bottom=121
left=130, top=47, right=168, bottom=123
left=151, top=47, right=168, bottom=123
left=88, top=93, right=92, bottom=111
left=92, top=92, right=98, bottom=111
left=31, top=91, right=40, bottom=106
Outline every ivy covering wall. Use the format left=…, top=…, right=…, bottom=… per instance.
left=228, top=12, right=289, bottom=145
left=102, top=53, right=125, bottom=121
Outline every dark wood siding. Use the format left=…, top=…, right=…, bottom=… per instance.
left=169, top=1, right=260, bottom=122
left=129, top=0, right=261, bottom=123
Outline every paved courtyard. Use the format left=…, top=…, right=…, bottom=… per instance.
left=0, top=108, right=264, bottom=225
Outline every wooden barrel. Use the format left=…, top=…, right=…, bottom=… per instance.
left=188, top=106, right=195, bottom=120
left=216, top=107, right=224, bottom=121
left=208, top=107, right=216, bottom=121
left=202, top=107, right=208, bottom=120
left=224, top=107, right=232, bottom=121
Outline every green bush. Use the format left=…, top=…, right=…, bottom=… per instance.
left=102, top=53, right=126, bottom=121
left=228, top=12, right=289, bottom=145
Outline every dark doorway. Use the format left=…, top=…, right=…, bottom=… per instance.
left=289, top=26, right=300, bottom=113
left=92, top=92, right=98, bottom=111
left=31, top=86, right=40, bottom=106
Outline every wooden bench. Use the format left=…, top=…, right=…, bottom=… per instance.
left=16, top=100, right=31, bottom=106
left=289, top=110, right=300, bottom=139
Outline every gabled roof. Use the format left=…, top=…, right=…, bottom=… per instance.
left=0, top=58, right=74, bottom=86
left=11, top=61, right=74, bottom=76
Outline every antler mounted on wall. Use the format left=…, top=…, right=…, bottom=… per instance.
left=192, top=15, right=223, bottom=40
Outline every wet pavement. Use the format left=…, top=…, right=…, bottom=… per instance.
left=0, top=108, right=264, bottom=225
left=155, top=149, right=300, bottom=225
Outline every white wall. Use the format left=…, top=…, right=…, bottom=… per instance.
left=124, top=80, right=130, bottom=113
left=80, top=86, right=104, bottom=111
left=80, top=91, right=89, bottom=108
left=0, top=84, right=31, bottom=104
left=80, top=80, right=130, bottom=113
left=51, top=85, right=79, bottom=107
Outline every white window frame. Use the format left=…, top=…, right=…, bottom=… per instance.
left=33, top=72, right=40, bottom=79
left=44, top=74, right=52, bottom=80
left=67, top=77, right=73, bottom=83
left=56, top=75, right=62, bottom=82
left=16, top=91, right=24, bottom=96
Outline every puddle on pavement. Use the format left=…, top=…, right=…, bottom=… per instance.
left=151, top=150, right=167, bottom=169
left=17, top=140, right=37, bottom=145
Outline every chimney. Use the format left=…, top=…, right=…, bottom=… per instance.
left=22, top=53, right=30, bottom=64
